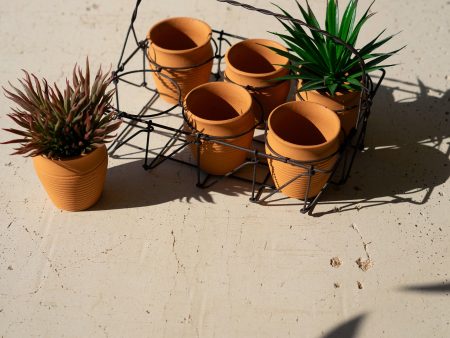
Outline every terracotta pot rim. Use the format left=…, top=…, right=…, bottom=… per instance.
left=298, top=89, right=361, bottom=101
left=33, top=145, right=107, bottom=177
left=267, top=101, right=341, bottom=150
left=35, top=144, right=106, bottom=163
left=297, top=80, right=361, bottom=99
left=147, top=17, right=212, bottom=54
left=225, top=39, right=289, bottom=78
left=184, top=82, right=253, bottom=126
left=35, top=156, right=108, bottom=178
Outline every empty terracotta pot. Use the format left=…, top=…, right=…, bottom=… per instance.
left=147, top=17, right=214, bottom=104
left=184, top=82, right=255, bottom=175
left=33, top=145, right=108, bottom=211
left=266, top=101, right=341, bottom=199
left=297, top=82, right=361, bottom=136
left=225, top=39, right=290, bottom=123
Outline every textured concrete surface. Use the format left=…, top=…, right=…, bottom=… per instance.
left=0, top=0, right=449, bottom=337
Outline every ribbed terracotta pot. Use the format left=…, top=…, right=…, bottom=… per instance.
left=147, top=17, right=214, bottom=104
left=297, top=82, right=361, bottom=136
left=225, top=39, right=290, bottom=123
left=266, top=101, right=341, bottom=199
left=32, top=145, right=108, bottom=211
left=184, top=82, right=255, bottom=175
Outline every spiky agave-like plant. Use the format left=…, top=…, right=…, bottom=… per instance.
left=268, top=0, right=404, bottom=96
left=2, top=59, right=121, bottom=159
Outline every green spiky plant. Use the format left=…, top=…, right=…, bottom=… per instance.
left=2, top=59, right=121, bottom=160
left=268, top=0, right=404, bottom=96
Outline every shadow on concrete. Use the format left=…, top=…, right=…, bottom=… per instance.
left=310, top=79, right=450, bottom=216
left=400, top=282, right=450, bottom=294
left=321, top=314, right=366, bottom=338
left=99, top=78, right=449, bottom=213
left=91, top=159, right=251, bottom=210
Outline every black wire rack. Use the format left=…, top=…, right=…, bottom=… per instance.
left=108, top=0, right=385, bottom=215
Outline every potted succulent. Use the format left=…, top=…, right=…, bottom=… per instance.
left=267, top=0, right=404, bottom=134
left=2, top=60, right=121, bottom=211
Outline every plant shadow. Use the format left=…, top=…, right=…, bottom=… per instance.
left=399, top=282, right=450, bottom=294
left=311, top=79, right=450, bottom=216
left=321, top=314, right=366, bottom=338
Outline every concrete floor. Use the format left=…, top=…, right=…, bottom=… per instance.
left=0, top=0, right=449, bottom=337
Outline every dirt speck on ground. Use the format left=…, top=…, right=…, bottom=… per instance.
left=334, top=282, right=341, bottom=288
left=357, top=281, right=363, bottom=289
left=330, top=257, right=342, bottom=268
left=356, top=257, right=373, bottom=271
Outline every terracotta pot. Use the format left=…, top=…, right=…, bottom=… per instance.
left=184, top=82, right=255, bottom=175
left=224, top=39, right=290, bottom=123
left=32, top=145, right=108, bottom=211
left=297, top=82, right=361, bottom=136
left=266, top=101, right=340, bottom=199
left=147, top=17, right=214, bottom=104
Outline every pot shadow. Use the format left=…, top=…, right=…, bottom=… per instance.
left=321, top=314, right=366, bottom=338
left=106, top=73, right=449, bottom=214
left=309, top=79, right=450, bottom=216
left=90, top=158, right=252, bottom=211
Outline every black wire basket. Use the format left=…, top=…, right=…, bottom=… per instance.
left=108, top=0, right=385, bottom=215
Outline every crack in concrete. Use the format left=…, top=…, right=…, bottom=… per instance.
left=351, top=223, right=374, bottom=271
left=351, top=223, right=372, bottom=260
left=170, top=229, right=184, bottom=275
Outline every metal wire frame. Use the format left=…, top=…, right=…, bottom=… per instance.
left=108, top=0, right=385, bottom=215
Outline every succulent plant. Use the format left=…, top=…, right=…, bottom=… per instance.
left=2, top=59, right=121, bottom=160
left=268, top=0, right=404, bottom=96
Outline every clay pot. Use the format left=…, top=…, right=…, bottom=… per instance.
left=184, top=82, right=255, bottom=175
left=224, top=39, right=290, bottom=123
left=147, top=17, right=214, bottom=104
left=266, top=101, right=341, bottom=199
left=297, top=82, right=361, bottom=136
left=32, top=145, right=108, bottom=211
